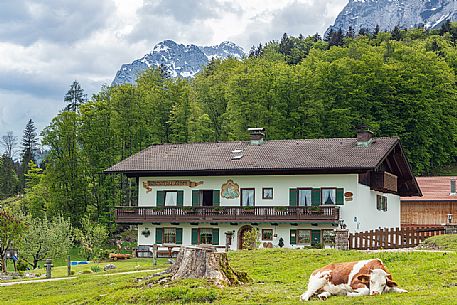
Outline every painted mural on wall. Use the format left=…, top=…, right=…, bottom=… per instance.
left=221, top=179, right=240, bottom=199
left=142, top=180, right=204, bottom=193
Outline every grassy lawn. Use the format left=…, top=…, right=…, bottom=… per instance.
left=422, top=234, right=457, bottom=251
left=2, top=249, right=457, bottom=304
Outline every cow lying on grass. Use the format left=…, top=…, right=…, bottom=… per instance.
left=300, top=259, right=407, bottom=301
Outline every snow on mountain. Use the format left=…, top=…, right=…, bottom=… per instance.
left=112, top=40, right=245, bottom=85
left=327, top=0, right=457, bottom=35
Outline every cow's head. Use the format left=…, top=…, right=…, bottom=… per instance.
left=357, top=269, right=397, bottom=295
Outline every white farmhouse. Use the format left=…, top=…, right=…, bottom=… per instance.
left=105, top=128, right=421, bottom=252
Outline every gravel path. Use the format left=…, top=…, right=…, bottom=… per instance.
left=95, top=269, right=161, bottom=276
left=0, top=277, right=76, bottom=287
left=0, top=269, right=162, bottom=286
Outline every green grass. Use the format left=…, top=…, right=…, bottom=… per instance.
left=2, top=249, right=457, bottom=304
left=422, top=234, right=457, bottom=251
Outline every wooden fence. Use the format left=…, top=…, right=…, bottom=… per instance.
left=349, top=226, right=445, bottom=250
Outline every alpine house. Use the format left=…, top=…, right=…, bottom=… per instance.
left=105, top=128, right=421, bottom=251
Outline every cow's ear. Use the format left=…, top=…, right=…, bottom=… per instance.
left=357, top=274, right=370, bottom=284
left=386, top=279, right=397, bottom=287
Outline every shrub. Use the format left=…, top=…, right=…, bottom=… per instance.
left=242, top=228, right=260, bottom=250
left=16, top=259, right=29, bottom=272
left=90, top=265, right=101, bottom=273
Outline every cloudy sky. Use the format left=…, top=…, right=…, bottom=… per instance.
left=0, top=0, right=347, bottom=143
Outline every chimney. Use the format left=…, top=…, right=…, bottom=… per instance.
left=356, top=125, right=374, bottom=147
left=451, top=177, right=456, bottom=195
left=248, top=128, right=265, bottom=145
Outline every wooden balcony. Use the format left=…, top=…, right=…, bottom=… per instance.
left=115, top=206, right=340, bottom=224
left=371, top=171, right=398, bottom=194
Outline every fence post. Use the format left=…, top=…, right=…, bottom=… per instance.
left=335, top=229, right=349, bottom=250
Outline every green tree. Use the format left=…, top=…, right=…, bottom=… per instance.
left=0, top=154, right=19, bottom=199
left=74, top=216, right=108, bottom=260
left=0, top=209, right=26, bottom=272
left=21, top=161, right=49, bottom=218
left=20, top=216, right=73, bottom=269
left=42, top=111, right=87, bottom=226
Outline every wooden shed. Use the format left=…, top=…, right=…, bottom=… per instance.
left=401, top=176, right=457, bottom=226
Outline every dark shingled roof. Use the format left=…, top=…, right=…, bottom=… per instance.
left=105, top=137, right=400, bottom=175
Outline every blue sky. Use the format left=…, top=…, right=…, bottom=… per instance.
left=0, top=0, right=347, bottom=147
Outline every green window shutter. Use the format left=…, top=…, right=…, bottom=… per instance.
left=311, top=188, right=321, bottom=206
left=155, top=228, right=163, bottom=244
left=290, top=229, right=297, bottom=245
left=289, top=189, right=298, bottom=206
left=156, top=191, right=165, bottom=207
left=192, top=190, right=200, bottom=207
left=213, top=190, right=220, bottom=206
left=336, top=188, right=344, bottom=205
left=177, top=191, right=184, bottom=207
left=191, top=228, right=199, bottom=245
left=212, top=228, right=219, bottom=245
left=176, top=228, right=183, bottom=244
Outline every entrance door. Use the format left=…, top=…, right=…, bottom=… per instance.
left=238, top=225, right=253, bottom=249
left=311, top=230, right=321, bottom=246
left=201, top=190, right=214, bottom=206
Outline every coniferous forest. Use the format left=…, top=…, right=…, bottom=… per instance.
left=1, top=24, right=457, bottom=232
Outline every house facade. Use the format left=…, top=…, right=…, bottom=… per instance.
left=106, top=129, right=420, bottom=251
left=401, top=176, right=457, bottom=226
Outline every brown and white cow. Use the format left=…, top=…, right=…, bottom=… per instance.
left=300, top=259, right=407, bottom=301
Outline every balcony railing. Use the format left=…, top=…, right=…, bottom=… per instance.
left=115, top=206, right=339, bottom=223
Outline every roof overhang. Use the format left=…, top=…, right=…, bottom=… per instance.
left=373, top=141, right=422, bottom=197
left=104, top=166, right=374, bottom=178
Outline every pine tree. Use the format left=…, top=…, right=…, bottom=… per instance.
left=312, top=33, right=322, bottom=42
left=391, top=26, right=402, bottom=41
left=279, top=33, right=293, bottom=56
left=64, top=80, right=86, bottom=112
left=20, top=119, right=39, bottom=190
left=0, top=154, right=19, bottom=199
left=346, top=26, right=355, bottom=38
left=374, top=25, right=380, bottom=37
left=324, top=29, right=333, bottom=42
left=358, top=28, right=368, bottom=36
left=439, top=20, right=451, bottom=35
left=328, top=29, right=344, bottom=47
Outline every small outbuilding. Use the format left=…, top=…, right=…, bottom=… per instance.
left=401, top=176, right=457, bottom=226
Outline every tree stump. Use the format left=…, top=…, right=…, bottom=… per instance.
left=167, top=245, right=249, bottom=287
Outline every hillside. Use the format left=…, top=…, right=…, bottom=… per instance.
left=2, top=249, right=457, bottom=304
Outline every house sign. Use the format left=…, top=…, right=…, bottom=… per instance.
left=143, top=180, right=203, bottom=193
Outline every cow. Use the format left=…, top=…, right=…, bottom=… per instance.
left=300, top=259, right=407, bottom=301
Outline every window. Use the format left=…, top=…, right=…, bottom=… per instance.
left=241, top=189, right=255, bottom=206
left=376, top=195, right=387, bottom=211
left=164, top=191, right=178, bottom=206
left=297, top=230, right=311, bottom=244
left=262, top=229, right=273, bottom=241
left=199, top=228, right=213, bottom=244
left=262, top=188, right=273, bottom=199
left=163, top=228, right=176, bottom=244
left=321, top=188, right=336, bottom=205
left=298, top=189, right=312, bottom=206
left=322, top=230, right=335, bottom=246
